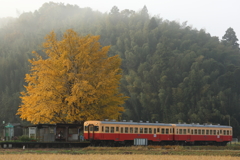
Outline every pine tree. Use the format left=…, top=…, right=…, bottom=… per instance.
left=222, top=27, right=239, bottom=48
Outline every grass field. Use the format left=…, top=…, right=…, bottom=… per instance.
left=1, top=145, right=240, bottom=158
left=0, top=154, right=239, bottom=160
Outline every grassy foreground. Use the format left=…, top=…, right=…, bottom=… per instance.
left=0, top=154, right=239, bottom=160
left=1, top=145, right=240, bottom=157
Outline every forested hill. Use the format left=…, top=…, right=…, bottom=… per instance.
left=1, top=2, right=240, bottom=136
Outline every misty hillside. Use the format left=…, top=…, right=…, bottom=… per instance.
left=0, top=2, right=240, bottom=136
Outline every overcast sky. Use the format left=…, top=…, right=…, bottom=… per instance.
left=0, top=0, right=239, bottom=40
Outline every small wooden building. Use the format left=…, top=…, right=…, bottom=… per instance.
left=23, top=123, right=82, bottom=142
left=4, top=123, right=23, bottom=141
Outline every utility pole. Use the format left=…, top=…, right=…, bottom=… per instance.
left=228, top=115, right=230, bottom=126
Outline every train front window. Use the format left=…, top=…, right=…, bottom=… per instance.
left=157, top=128, right=160, bottom=133
left=140, top=128, right=143, bottom=133
left=121, top=127, right=123, bottom=133
left=213, top=130, right=216, bottom=135
left=210, top=130, right=212, bottom=135
left=223, top=130, right=226, bottom=135
left=202, top=130, right=205, bottom=135
left=89, top=126, right=93, bottom=131
left=188, top=129, right=190, bottom=134
left=227, top=130, right=229, bottom=135
left=154, top=128, right=156, bottom=134
left=206, top=130, right=209, bottom=135
left=116, top=127, right=119, bottom=132
left=94, top=126, right=99, bottom=131
left=85, top=126, right=88, bottom=131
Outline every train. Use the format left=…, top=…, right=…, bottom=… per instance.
left=84, top=120, right=232, bottom=146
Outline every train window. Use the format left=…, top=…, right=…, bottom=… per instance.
left=223, top=130, right=226, bottom=135
left=188, top=129, right=190, bottom=134
left=179, top=129, right=182, bottom=134
left=213, top=130, right=216, bottom=135
left=220, top=130, right=222, bottom=134
left=227, top=130, right=229, bottom=135
left=176, top=129, right=178, bottom=134
left=135, top=128, right=138, bottom=133
left=116, top=127, right=119, bottom=132
left=149, top=128, right=152, bottom=134
left=111, top=127, right=114, bottom=133
left=89, top=126, right=93, bottom=131
left=157, top=128, right=160, bottom=133
left=173, top=128, right=175, bottom=134
left=217, top=130, right=219, bottom=135
left=230, top=130, right=232, bottom=135
left=121, top=127, right=123, bottom=133
left=125, top=127, right=128, bottom=133
left=202, top=130, right=205, bottom=135
left=191, top=130, right=193, bottom=134
left=183, top=129, right=186, bottom=134
left=130, top=127, right=133, bottom=133
left=102, top=126, right=104, bottom=132
left=94, top=126, right=99, bottom=131
left=210, top=130, right=212, bottom=135
left=170, top=128, right=172, bottom=134
left=144, top=128, right=148, bottom=134
left=105, top=127, right=109, bottom=133
left=206, top=130, right=209, bottom=135
left=154, top=128, right=156, bottom=134
left=85, top=126, right=88, bottom=131
left=140, top=128, right=143, bottom=133
left=161, top=128, right=165, bottom=134
left=198, top=129, right=201, bottom=135
left=166, top=129, right=169, bottom=134
left=194, top=129, right=197, bottom=135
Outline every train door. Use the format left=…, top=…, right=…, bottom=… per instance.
left=187, top=128, right=191, bottom=142
left=217, top=130, right=222, bottom=142
left=115, top=126, right=120, bottom=141
left=88, top=124, right=95, bottom=140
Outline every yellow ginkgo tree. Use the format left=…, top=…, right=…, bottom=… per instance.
left=17, top=29, right=127, bottom=124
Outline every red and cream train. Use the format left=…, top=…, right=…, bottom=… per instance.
left=84, top=120, right=232, bottom=146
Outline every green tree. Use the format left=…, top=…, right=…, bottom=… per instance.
left=222, top=27, right=239, bottom=48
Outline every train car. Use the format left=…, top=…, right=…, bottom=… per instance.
left=84, top=120, right=174, bottom=146
left=173, top=123, right=232, bottom=145
left=84, top=120, right=232, bottom=146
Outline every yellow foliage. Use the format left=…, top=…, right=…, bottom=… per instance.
left=17, top=29, right=128, bottom=124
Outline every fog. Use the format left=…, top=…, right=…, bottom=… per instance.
left=0, top=0, right=240, bottom=40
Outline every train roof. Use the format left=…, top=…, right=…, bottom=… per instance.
left=84, top=121, right=232, bottom=128
left=85, top=121, right=172, bottom=126
left=174, top=123, right=232, bottom=128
